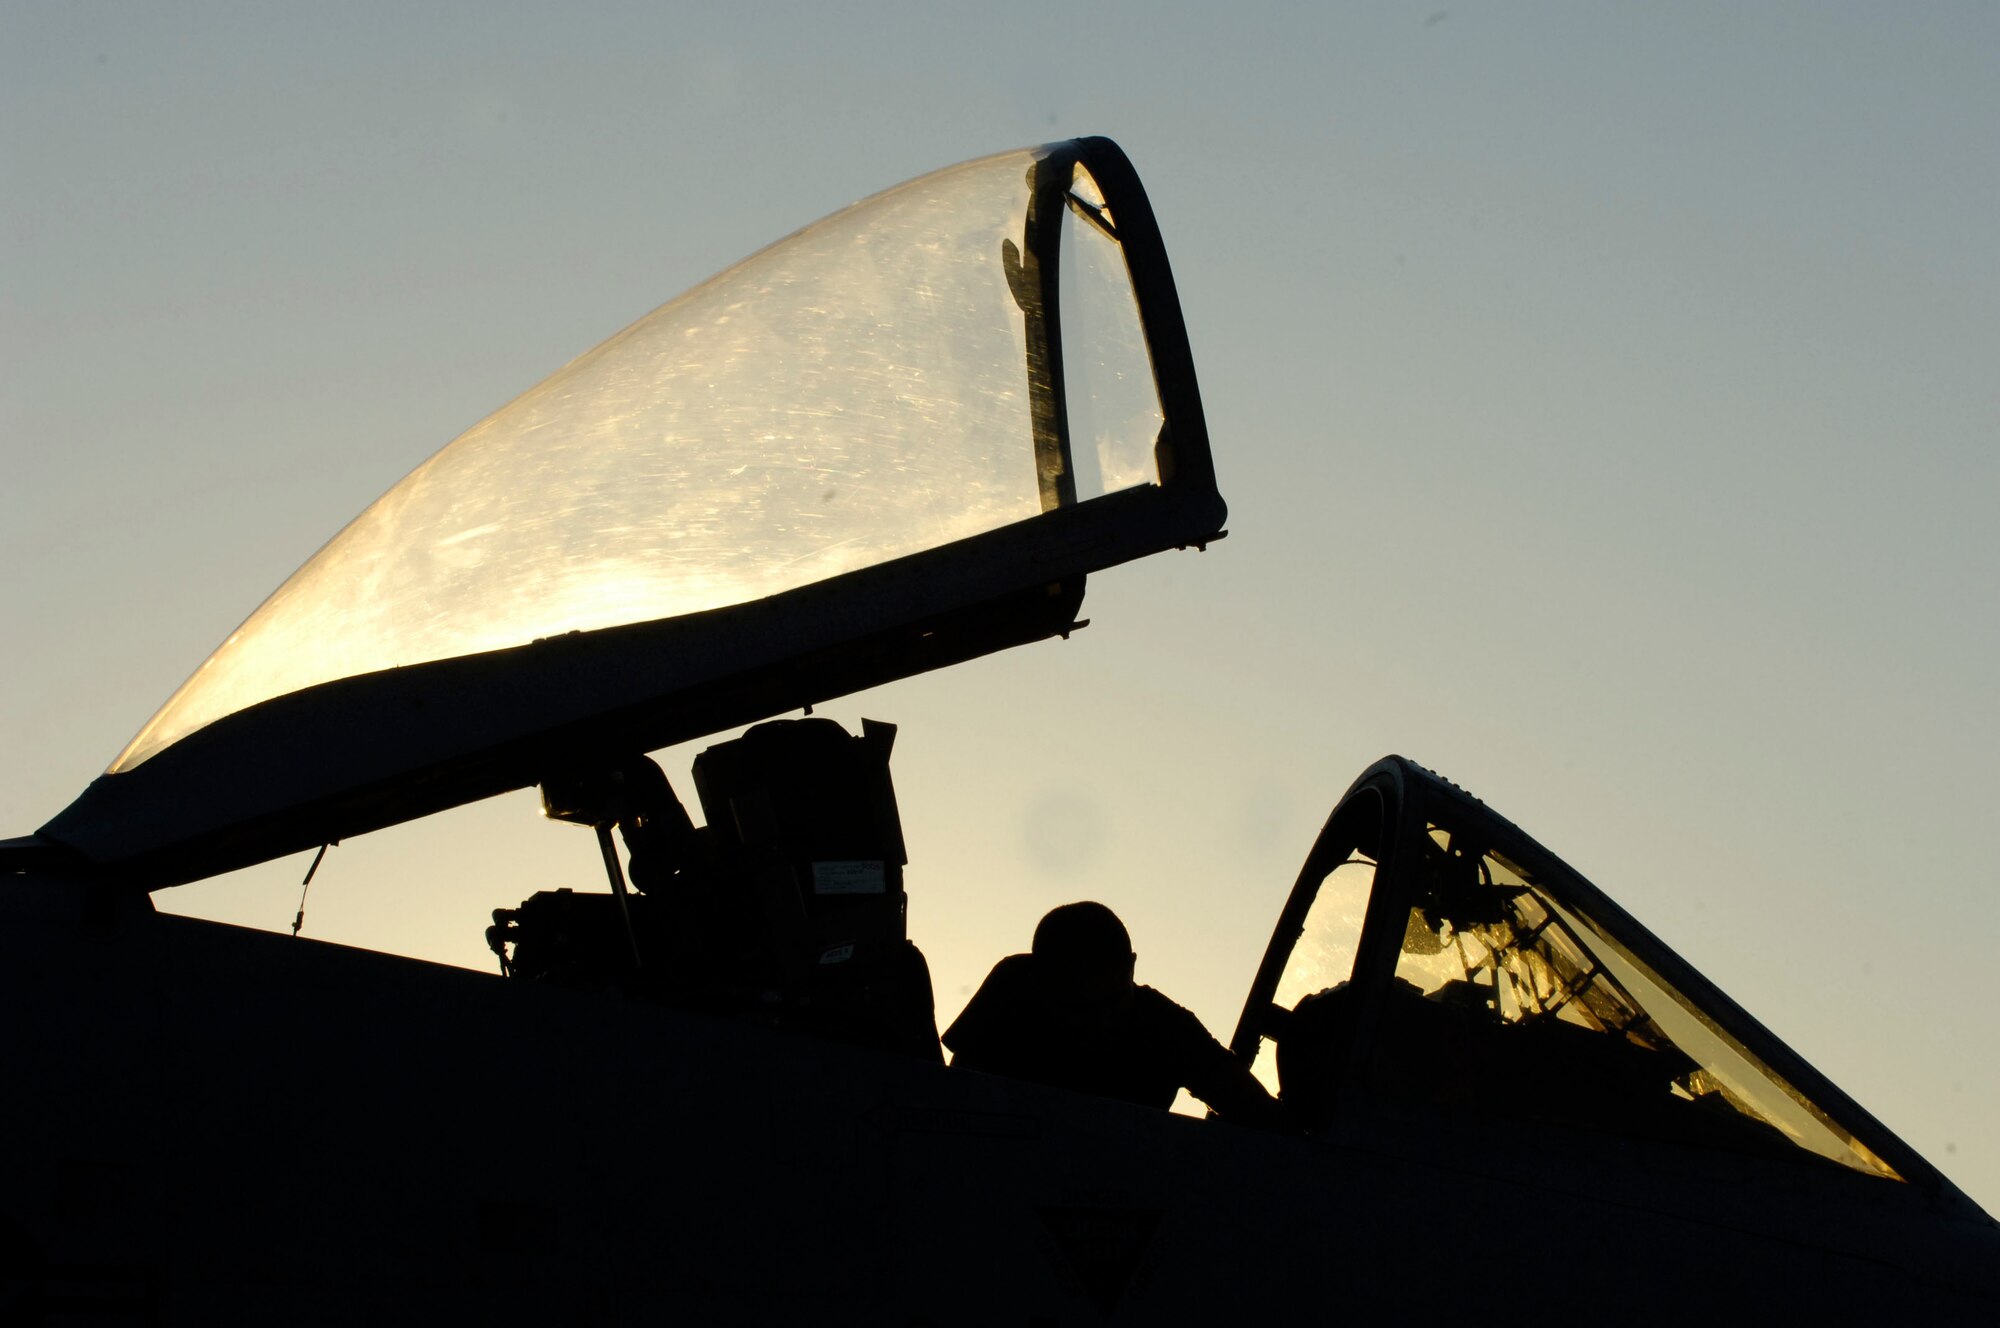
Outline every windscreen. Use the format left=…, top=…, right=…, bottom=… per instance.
left=113, top=149, right=1160, bottom=771
left=1378, top=819, right=1902, bottom=1180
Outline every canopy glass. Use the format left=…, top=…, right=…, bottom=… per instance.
left=114, top=148, right=1162, bottom=771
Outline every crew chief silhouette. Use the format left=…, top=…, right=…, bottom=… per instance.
left=944, top=902, right=1283, bottom=1126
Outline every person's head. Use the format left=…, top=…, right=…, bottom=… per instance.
left=1031, top=902, right=1137, bottom=1018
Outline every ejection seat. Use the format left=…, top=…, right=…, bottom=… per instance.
left=492, top=718, right=941, bottom=1062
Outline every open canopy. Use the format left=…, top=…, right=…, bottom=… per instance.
left=42, top=138, right=1224, bottom=886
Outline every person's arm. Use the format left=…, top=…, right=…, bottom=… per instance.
left=1191, top=1055, right=1289, bottom=1131
left=1166, top=1000, right=1291, bottom=1130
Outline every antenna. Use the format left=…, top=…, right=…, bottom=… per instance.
left=291, top=841, right=337, bottom=937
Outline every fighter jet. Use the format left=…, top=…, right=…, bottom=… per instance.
left=5, top=138, right=1994, bottom=1324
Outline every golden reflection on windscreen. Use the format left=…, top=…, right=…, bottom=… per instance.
left=114, top=148, right=1113, bottom=771
left=1535, top=893, right=1900, bottom=1179
left=1389, top=827, right=1900, bottom=1180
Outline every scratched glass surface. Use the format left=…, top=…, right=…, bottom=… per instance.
left=1060, top=162, right=1162, bottom=500
left=116, top=147, right=1162, bottom=771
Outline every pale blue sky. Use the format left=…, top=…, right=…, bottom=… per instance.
left=5, top=3, right=1996, bottom=1208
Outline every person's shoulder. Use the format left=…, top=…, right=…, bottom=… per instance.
left=1132, top=984, right=1211, bottom=1039
left=1133, top=982, right=1196, bottom=1014
left=982, top=952, right=1037, bottom=989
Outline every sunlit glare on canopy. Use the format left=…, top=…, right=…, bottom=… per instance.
left=113, top=150, right=1162, bottom=771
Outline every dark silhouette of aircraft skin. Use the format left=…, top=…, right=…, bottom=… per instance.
left=4, top=139, right=1995, bottom=1323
